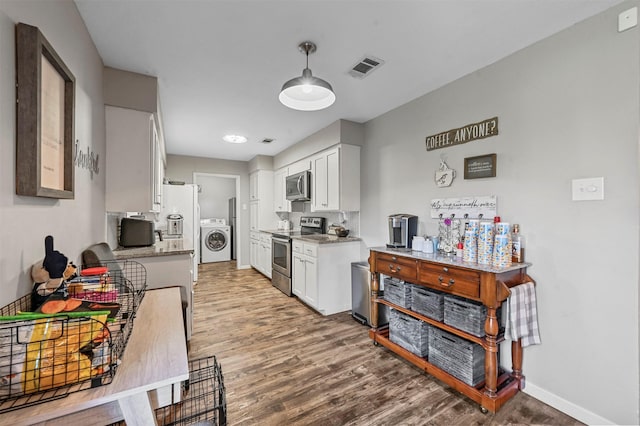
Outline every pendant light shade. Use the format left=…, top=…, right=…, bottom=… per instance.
left=279, top=42, right=335, bottom=111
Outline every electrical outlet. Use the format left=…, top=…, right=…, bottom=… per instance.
left=572, top=177, right=604, bottom=201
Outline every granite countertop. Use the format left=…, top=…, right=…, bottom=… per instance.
left=291, top=234, right=362, bottom=244
left=113, top=239, right=194, bottom=260
left=369, top=246, right=531, bottom=273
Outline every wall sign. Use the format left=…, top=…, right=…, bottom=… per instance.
left=434, top=159, right=455, bottom=187
left=430, top=195, right=497, bottom=219
left=74, top=140, right=100, bottom=179
left=425, top=117, right=498, bottom=151
left=464, top=153, right=497, bottom=179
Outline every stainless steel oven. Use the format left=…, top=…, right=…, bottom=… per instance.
left=271, top=217, right=325, bottom=296
left=271, top=235, right=291, bottom=295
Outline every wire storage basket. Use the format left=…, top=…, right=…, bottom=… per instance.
left=0, top=266, right=143, bottom=413
left=155, top=356, right=227, bottom=426
left=82, top=259, right=147, bottom=308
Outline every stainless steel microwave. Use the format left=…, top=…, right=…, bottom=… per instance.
left=286, top=170, right=311, bottom=201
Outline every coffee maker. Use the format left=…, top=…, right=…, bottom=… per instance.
left=387, top=214, right=418, bottom=249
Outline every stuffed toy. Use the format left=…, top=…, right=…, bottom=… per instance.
left=31, top=236, right=76, bottom=310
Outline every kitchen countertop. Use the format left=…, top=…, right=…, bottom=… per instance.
left=261, top=229, right=361, bottom=244
left=292, top=234, right=362, bottom=244
left=369, top=246, right=531, bottom=273
left=113, top=239, right=194, bottom=259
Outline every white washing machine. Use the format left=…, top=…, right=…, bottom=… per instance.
left=201, top=218, right=231, bottom=263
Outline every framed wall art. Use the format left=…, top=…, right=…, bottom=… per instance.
left=16, top=22, right=75, bottom=199
left=464, top=153, right=497, bottom=179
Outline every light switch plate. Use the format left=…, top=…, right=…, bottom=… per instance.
left=572, top=177, right=604, bottom=201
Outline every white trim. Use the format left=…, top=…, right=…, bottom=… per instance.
left=524, top=381, right=614, bottom=425
left=193, top=172, right=242, bottom=268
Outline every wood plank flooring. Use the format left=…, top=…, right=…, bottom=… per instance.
left=190, top=261, right=581, bottom=426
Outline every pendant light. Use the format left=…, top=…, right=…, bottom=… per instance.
left=279, top=41, right=336, bottom=111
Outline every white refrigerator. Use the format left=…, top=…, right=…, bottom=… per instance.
left=160, top=184, right=200, bottom=282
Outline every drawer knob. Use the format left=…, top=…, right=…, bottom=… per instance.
left=443, top=267, right=449, bottom=272
left=438, top=275, right=443, bottom=282
left=439, top=278, right=454, bottom=287
left=389, top=264, right=401, bottom=273
left=391, top=256, right=397, bottom=261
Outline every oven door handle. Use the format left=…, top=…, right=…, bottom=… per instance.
left=272, top=236, right=291, bottom=244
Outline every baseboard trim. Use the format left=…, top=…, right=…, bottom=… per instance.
left=237, top=264, right=251, bottom=270
left=524, top=381, right=613, bottom=425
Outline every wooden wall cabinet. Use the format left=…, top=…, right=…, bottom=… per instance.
left=368, top=248, right=533, bottom=414
left=310, top=144, right=360, bottom=212
left=106, top=106, right=164, bottom=213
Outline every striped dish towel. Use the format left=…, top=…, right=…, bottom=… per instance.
left=504, top=282, right=541, bottom=347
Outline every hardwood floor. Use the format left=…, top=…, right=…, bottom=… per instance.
left=190, top=261, right=581, bottom=426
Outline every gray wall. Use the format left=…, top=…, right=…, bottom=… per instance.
left=360, top=2, right=639, bottom=424
left=165, top=154, right=250, bottom=267
left=198, top=175, right=236, bottom=220
left=0, top=0, right=106, bottom=306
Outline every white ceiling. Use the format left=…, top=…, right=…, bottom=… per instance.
left=74, top=0, right=622, bottom=162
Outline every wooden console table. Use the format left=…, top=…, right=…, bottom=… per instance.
left=368, top=247, right=533, bottom=413
left=0, top=287, right=189, bottom=426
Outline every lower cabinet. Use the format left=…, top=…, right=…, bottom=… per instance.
left=292, top=239, right=360, bottom=315
left=259, top=232, right=272, bottom=279
left=250, top=231, right=260, bottom=268
left=121, top=253, right=194, bottom=341
left=250, top=231, right=272, bottom=278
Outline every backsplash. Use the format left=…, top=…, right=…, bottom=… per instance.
left=279, top=204, right=360, bottom=236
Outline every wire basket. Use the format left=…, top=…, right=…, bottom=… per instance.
left=82, top=259, right=147, bottom=308
left=0, top=268, right=142, bottom=413
left=155, top=356, right=227, bottom=426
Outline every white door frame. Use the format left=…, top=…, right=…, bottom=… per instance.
left=193, top=172, right=241, bottom=268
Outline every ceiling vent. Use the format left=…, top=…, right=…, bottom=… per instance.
left=261, top=138, right=274, bottom=144
left=349, top=55, right=384, bottom=79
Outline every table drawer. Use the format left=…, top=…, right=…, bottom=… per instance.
left=418, top=262, right=480, bottom=299
left=375, top=252, right=417, bottom=281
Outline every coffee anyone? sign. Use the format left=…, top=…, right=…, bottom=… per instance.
left=425, top=117, right=498, bottom=151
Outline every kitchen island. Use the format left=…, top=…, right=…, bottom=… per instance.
left=113, top=240, right=194, bottom=341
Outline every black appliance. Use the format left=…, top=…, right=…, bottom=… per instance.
left=271, top=216, right=326, bottom=296
left=119, top=217, right=156, bottom=247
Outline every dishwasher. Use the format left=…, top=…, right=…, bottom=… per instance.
left=351, top=261, right=389, bottom=326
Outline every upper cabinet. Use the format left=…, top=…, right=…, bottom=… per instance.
left=273, top=167, right=290, bottom=213
left=105, top=106, right=164, bottom=213
left=311, top=144, right=360, bottom=212
left=249, top=170, right=276, bottom=230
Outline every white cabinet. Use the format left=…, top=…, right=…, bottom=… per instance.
left=250, top=231, right=260, bottom=268
left=106, top=106, right=164, bottom=213
left=291, top=239, right=360, bottom=315
left=119, top=253, right=193, bottom=341
left=249, top=170, right=277, bottom=230
left=310, top=144, right=360, bottom=212
left=273, top=167, right=290, bottom=213
left=259, top=232, right=272, bottom=278
left=250, top=202, right=259, bottom=231
left=250, top=231, right=272, bottom=278
left=292, top=241, right=317, bottom=305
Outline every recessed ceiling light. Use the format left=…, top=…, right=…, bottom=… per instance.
left=223, top=134, right=247, bottom=144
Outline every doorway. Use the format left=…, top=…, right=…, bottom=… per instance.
left=193, top=172, right=240, bottom=266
